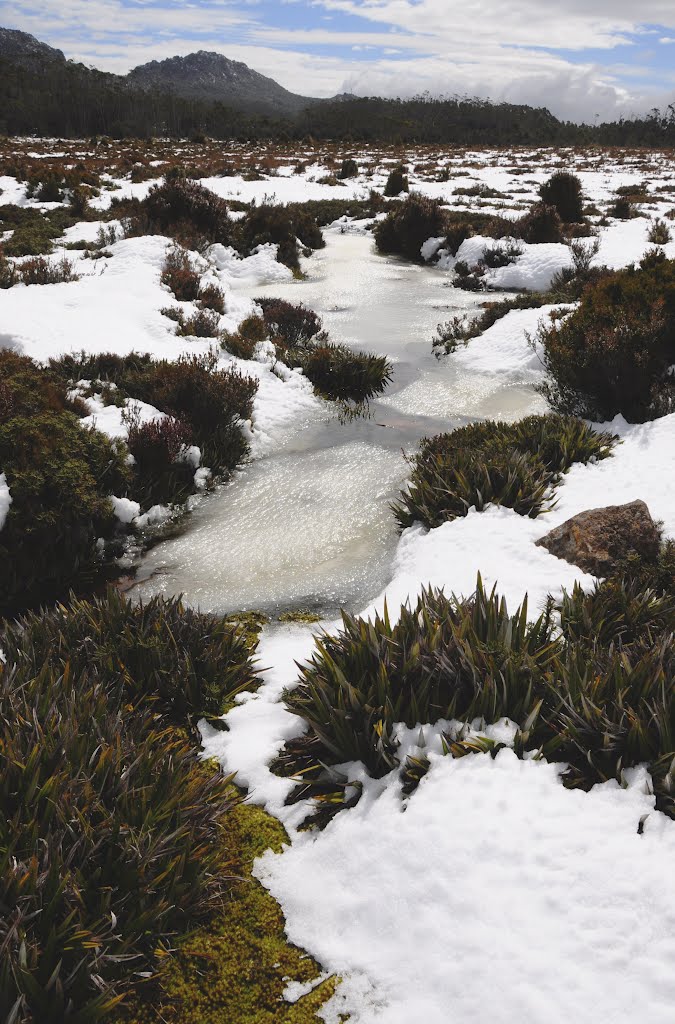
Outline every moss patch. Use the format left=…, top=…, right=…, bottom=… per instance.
left=113, top=800, right=337, bottom=1024
left=278, top=611, right=322, bottom=624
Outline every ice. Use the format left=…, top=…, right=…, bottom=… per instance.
left=134, top=441, right=408, bottom=616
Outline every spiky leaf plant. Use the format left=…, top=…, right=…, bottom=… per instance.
left=0, top=655, right=236, bottom=1023
left=393, top=415, right=616, bottom=530
left=0, top=588, right=259, bottom=733
left=283, top=579, right=558, bottom=783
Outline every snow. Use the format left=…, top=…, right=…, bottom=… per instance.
left=79, top=392, right=167, bottom=440
left=256, top=749, right=675, bottom=1024
left=110, top=495, right=141, bottom=525
left=447, top=235, right=574, bottom=291
left=0, top=473, right=12, bottom=531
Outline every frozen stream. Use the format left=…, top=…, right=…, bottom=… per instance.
left=134, top=229, right=546, bottom=616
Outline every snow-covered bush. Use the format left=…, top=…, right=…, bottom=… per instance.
left=393, top=415, right=616, bottom=530
left=374, top=192, right=447, bottom=260
left=535, top=252, right=675, bottom=421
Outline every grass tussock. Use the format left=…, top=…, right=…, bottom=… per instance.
left=393, top=415, right=616, bottom=531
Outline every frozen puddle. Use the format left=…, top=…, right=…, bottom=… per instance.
left=136, top=441, right=406, bottom=616
left=135, top=230, right=546, bottom=615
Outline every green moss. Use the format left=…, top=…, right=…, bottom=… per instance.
left=278, top=611, right=322, bottom=624
left=224, top=611, right=270, bottom=650
left=113, top=800, right=338, bottom=1024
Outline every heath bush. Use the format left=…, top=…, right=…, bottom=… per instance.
left=374, top=192, right=448, bottom=260
left=539, top=170, right=584, bottom=223
left=535, top=253, right=675, bottom=421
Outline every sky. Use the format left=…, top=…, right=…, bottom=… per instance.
left=3, top=0, right=675, bottom=123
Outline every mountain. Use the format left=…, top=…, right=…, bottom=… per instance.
left=0, top=27, right=64, bottom=65
left=128, top=51, right=316, bottom=117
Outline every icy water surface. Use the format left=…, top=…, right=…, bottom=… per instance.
left=134, top=230, right=545, bottom=616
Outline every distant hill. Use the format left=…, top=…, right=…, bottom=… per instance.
left=0, top=26, right=65, bottom=65
left=127, top=51, right=317, bottom=117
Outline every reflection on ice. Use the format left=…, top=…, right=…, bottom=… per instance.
left=135, top=442, right=407, bottom=616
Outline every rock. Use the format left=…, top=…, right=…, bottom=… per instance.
left=535, top=500, right=661, bottom=576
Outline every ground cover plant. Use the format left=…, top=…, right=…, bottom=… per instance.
left=0, top=589, right=259, bottom=1023
left=280, top=542, right=675, bottom=824
left=392, top=414, right=616, bottom=530
left=535, top=251, right=675, bottom=421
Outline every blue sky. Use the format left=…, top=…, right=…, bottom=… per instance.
left=3, top=0, right=675, bottom=122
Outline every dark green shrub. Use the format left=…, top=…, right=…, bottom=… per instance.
left=0, top=412, right=130, bottom=615
left=535, top=254, right=675, bottom=421
left=393, top=415, right=616, bottom=530
left=539, top=170, right=584, bottom=223
left=299, top=343, right=392, bottom=404
left=374, top=193, right=447, bottom=260
left=283, top=580, right=558, bottom=779
left=0, top=595, right=240, bottom=1020
left=338, top=158, right=359, bottom=180
left=444, top=220, right=473, bottom=256
left=49, top=350, right=258, bottom=476
left=149, top=353, right=257, bottom=471
left=516, top=201, right=563, bottom=243
left=1, top=206, right=61, bottom=256
left=239, top=203, right=324, bottom=270
left=384, top=164, right=409, bottom=196
left=609, top=195, right=635, bottom=219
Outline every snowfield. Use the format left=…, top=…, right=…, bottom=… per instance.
left=3, top=142, right=675, bottom=1023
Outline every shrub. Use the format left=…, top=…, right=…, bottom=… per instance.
left=384, top=164, right=409, bottom=196
left=393, top=415, right=616, bottom=530
left=149, top=353, right=257, bottom=472
left=535, top=254, right=675, bottom=421
left=444, top=220, right=474, bottom=256
left=1, top=588, right=259, bottom=728
left=141, top=177, right=232, bottom=244
left=338, top=158, right=359, bottom=179
left=239, top=203, right=324, bottom=270
left=13, top=254, right=78, bottom=286
left=174, top=307, right=222, bottom=338
left=255, top=297, right=324, bottom=348
left=49, top=351, right=258, bottom=476
left=199, top=281, right=225, bottom=313
left=516, top=201, right=563, bottom=243
left=539, top=170, right=584, bottom=223
left=648, top=217, right=672, bottom=245
left=161, top=245, right=201, bottom=301
left=0, top=412, right=130, bottom=615
left=609, top=196, right=635, bottom=220
left=299, top=343, right=392, bottom=404
left=127, top=413, right=192, bottom=471
left=374, top=193, right=448, bottom=260
left=0, top=591, right=245, bottom=1020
